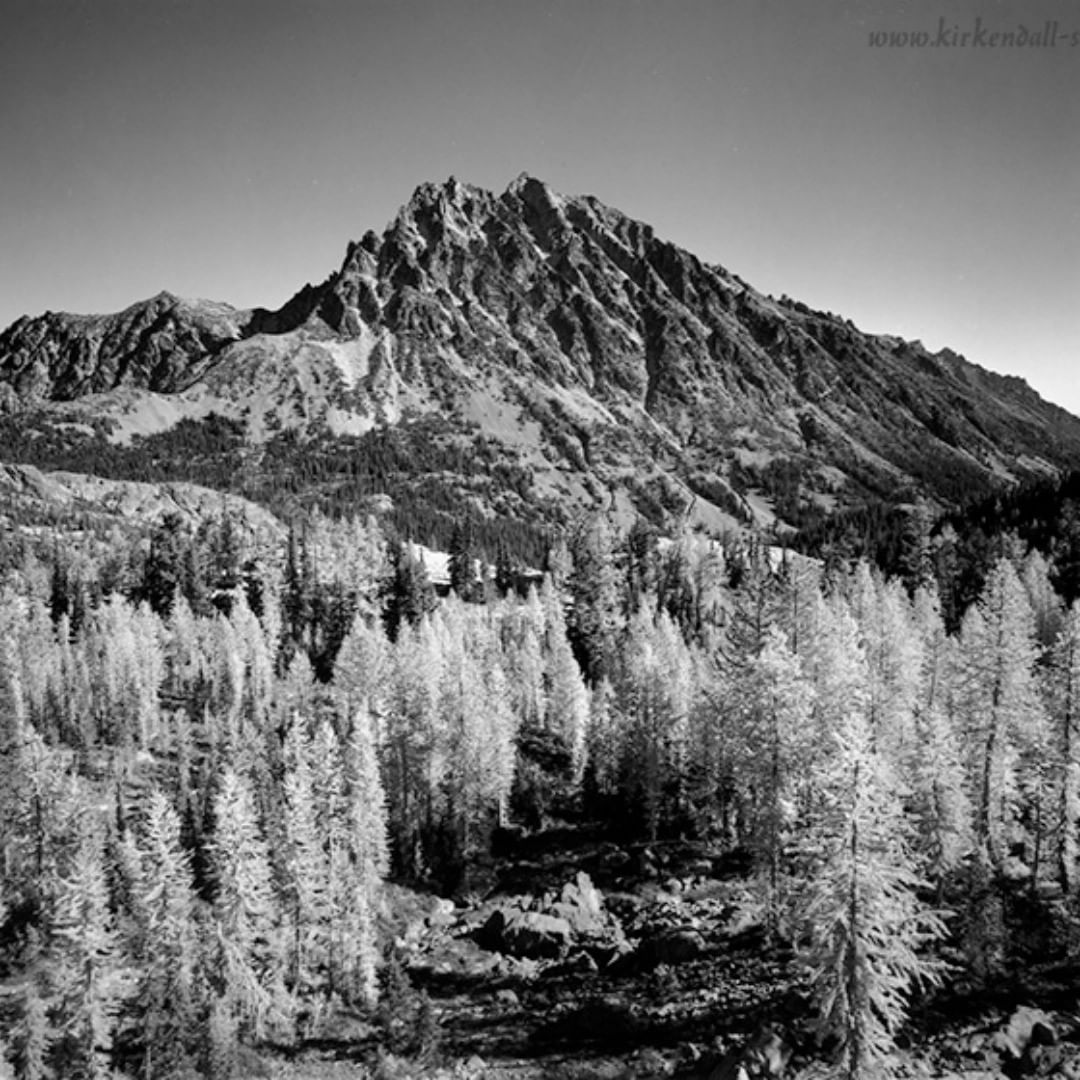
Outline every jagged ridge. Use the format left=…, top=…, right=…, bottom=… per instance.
left=1, top=174, right=1078, bottom=532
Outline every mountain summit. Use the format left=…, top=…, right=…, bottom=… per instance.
left=1, top=175, right=1078, bottom=536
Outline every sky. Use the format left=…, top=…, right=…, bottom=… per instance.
left=2, top=0, right=1078, bottom=412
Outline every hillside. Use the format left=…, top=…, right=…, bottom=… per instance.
left=2, top=175, right=1078, bottom=547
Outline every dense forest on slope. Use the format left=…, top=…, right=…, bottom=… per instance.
left=0, top=412, right=554, bottom=566
left=3, top=506, right=1080, bottom=1078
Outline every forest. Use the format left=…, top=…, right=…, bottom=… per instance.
left=2, top=506, right=1080, bottom=1079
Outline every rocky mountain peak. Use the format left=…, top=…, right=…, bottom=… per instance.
left=2, top=174, right=1079, bottom=536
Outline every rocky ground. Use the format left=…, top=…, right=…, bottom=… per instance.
left=271, top=829, right=1080, bottom=1080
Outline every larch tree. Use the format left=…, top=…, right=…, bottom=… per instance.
left=11, top=978, right=53, bottom=1080
left=908, top=592, right=973, bottom=889
left=852, top=572, right=923, bottom=777
left=47, top=821, right=129, bottom=1080
left=131, top=789, right=200, bottom=1080
left=955, top=557, right=1047, bottom=872
left=585, top=676, right=620, bottom=805
left=207, top=768, right=289, bottom=1045
left=281, top=714, right=333, bottom=1001
left=332, top=612, right=391, bottom=740
left=84, top=594, right=164, bottom=750
left=797, top=590, right=870, bottom=793
left=1046, top=603, right=1080, bottom=894
left=540, top=578, right=590, bottom=783
left=615, top=605, right=693, bottom=841
left=496, top=594, right=546, bottom=736
left=793, top=703, right=947, bottom=1079
left=722, top=537, right=788, bottom=666
left=1021, top=547, right=1063, bottom=652
left=1, top=708, right=84, bottom=939
left=738, top=626, right=814, bottom=929
left=338, top=706, right=389, bottom=1008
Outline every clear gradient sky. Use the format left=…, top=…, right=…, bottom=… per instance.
left=2, top=0, right=1077, bottom=411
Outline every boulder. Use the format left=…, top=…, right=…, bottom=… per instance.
left=482, top=908, right=573, bottom=960
left=636, top=928, right=706, bottom=969
left=547, top=871, right=609, bottom=935
left=993, top=1005, right=1057, bottom=1060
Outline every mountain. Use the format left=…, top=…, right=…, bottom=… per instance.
left=2, top=174, right=1078, bottom=546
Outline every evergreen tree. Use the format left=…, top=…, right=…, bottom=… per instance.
left=12, top=977, right=54, bottom=1080
left=48, top=823, right=128, bottom=1080
left=384, top=615, right=445, bottom=878
left=132, top=789, right=199, bottom=1080
left=793, top=706, right=947, bottom=1079
left=567, top=514, right=621, bottom=683
left=1046, top=604, right=1080, bottom=894
left=722, top=536, right=787, bottom=665
left=332, top=612, right=391, bottom=735
left=385, top=541, right=437, bottom=641
left=850, top=570, right=923, bottom=775
left=448, top=519, right=478, bottom=601
left=955, top=558, right=1046, bottom=870
left=281, top=715, right=332, bottom=1003
left=738, top=626, right=814, bottom=928
left=497, top=591, right=546, bottom=735
left=207, top=769, right=288, bottom=1044
left=1022, top=548, right=1063, bottom=651
left=338, top=707, right=389, bottom=1008
left=540, top=579, right=590, bottom=783
left=614, top=605, right=693, bottom=841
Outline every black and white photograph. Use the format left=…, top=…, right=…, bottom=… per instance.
left=1, top=1, right=1078, bottom=1077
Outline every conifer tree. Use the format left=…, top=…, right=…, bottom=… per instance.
left=956, top=558, right=1046, bottom=870
left=567, top=514, right=621, bottom=683
left=793, top=706, right=947, bottom=1079
left=1, top=708, right=83, bottom=934
left=722, top=537, right=787, bottom=666
left=739, top=626, right=814, bottom=926
left=207, top=769, right=288, bottom=1043
left=48, top=823, right=128, bottom=1080
left=1021, top=548, right=1063, bottom=651
left=384, top=615, right=445, bottom=878
left=497, top=593, right=546, bottom=734
left=797, top=591, right=869, bottom=786
left=306, top=718, right=352, bottom=994
left=11, top=977, right=53, bottom=1080
left=132, top=789, right=200, bottom=1080
left=851, top=571, right=923, bottom=775
left=332, top=612, right=391, bottom=734
left=281, top=715, right=332, bottom=1000
left=448, top=519, right=478, bottom=601
left=229, top=590, right=274, bottom=732
left=540, top=579, right=590, bottom=782
left=338, top=706, right=389, bottom=1008
left=385, top=541, right=437, bottom=641
left=585, top=677, right=620, bottom=804
left=1046, top=604, right=1080, bottom=893
left=615, top=606, right=693, bottom=840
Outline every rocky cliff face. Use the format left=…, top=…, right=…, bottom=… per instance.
left=2, top=175, right=1078, bottom=532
